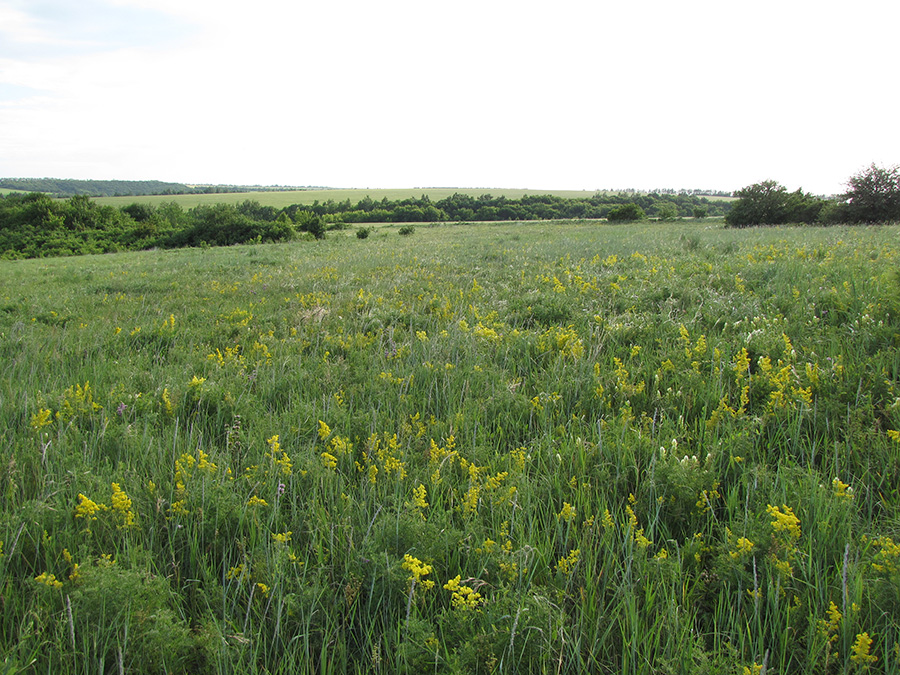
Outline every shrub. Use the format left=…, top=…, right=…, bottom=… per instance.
left=356, top=227, right=371, bottom=239
left=398, top=225, right=415, bottom=236
left=842, top=163, right=900, bottom=223
left=606, top=203, right=645, bottom=222
left=725, top=180, right=825, bottom=227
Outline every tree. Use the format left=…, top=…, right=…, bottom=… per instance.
left=606, top=203, right=645, bottom=222
left=725, top=180, right=824, bottom=227
left=656, top=202, right=679, bottom=221
left=842, top=163, right=900, bottom=223
left=725, top=180, right=789, bottom=227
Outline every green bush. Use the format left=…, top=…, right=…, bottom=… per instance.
left=606, top=203, right=645, bottom=222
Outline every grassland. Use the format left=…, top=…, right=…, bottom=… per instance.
left=1, top=220, right=898, bottom=674
left=93, top=188, right=634, bottom=209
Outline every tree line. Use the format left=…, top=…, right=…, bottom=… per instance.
left=0, top=191, right=727, bottom=259
left=725, top=164, right=900, bottom=227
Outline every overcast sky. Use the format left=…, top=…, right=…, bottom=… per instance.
left=1, top=0, right=898, bottom=195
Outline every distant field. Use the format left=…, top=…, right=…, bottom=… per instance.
left=94, top=187, right=642, bottom=209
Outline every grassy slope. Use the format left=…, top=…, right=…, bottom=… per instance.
left=1, top=220, right=897, bottom=673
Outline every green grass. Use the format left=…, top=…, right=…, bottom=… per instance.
left=1, top=220, right=898, bottom=674
left=93, top=187, right=629, bottom=209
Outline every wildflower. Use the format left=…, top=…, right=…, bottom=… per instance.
left=851, top=632, right=878, bottom=665
left=161, top=388, right=174, bottom=416
left=730, top=536, right=755, bottom=559
left=110, top=483, right=135, bottom=528
left=321, top=452, right=338, bottom=470
left=601, top=509, right=614, bottom=530
left=832, top=477, right=854, bottom=500
left=256, top=583, right=270, bottom=598
left=272, top=531, right=292, bottom=544
left=402, top=554, right=434, bottom=591
left=767, top=504, right=801, bottom=540
left=317, top=420, right=331, bottom=440
left=34, top=572, right=63, bottom=589
left=116, top=402, right=127, bottom=416
left=75, top=494, right=105, bottom=520
left=411, top=484, right=429, bottom=511
left=558, top=502, right=577, bottom=523
left=461, top=485, right=479, bottom=515
left=30, top=408, right=53, bottom=431
left=247, top=495, right=268, bottom=507
left=189, top=375, right=206, bottom=387
left=556, top=549, right=580, bottom=575
left=444, top=575, right=483, bottom=610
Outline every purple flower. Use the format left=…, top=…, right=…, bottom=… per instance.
left=277, top=483, right=286, bottom=496
left=116, top=402, right=127, bottom=416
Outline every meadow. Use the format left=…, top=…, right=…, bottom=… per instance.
left=0, top=220, right=898, bottom=674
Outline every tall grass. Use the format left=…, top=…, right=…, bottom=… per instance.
left=1, top=221, right=898, bottom=673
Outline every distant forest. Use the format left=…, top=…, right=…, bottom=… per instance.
left=0, top=191, right=730, bottom=259
left=0, top=178, right=304, bottom=198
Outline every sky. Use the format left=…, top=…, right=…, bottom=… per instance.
left=1, top=0, right=898, bottom=196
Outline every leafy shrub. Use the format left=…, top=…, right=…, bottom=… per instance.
left=398, top=225, right=415, bottom=236
left=842, top=163, right=900, bottom=223
left=606, top=203, right=645, bottom=222
left=356, top=227, right=372, bottom=239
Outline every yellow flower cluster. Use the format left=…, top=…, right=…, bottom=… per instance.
left=767, top=504, right=801, bottom=541
left=851, top=632, right=878, bottom=665
left=443, top=575, right=483, bottom=610
left=557, top=502, right=576, bottom=523
left=411, top=484, right=429, bottom=512
left=110, top=482, right=135, bottom=528
left=75, top=493, right=106, bottom=521
left=402, top=554, right=434, bottom=591
left=556, top=549, right=580, bottom=575
left=30, top=407, right=53, bottom=431
left=34, top=572, right=63, bottom=589
left=266, top=435, right=293, bottom=476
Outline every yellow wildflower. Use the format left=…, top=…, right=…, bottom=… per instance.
left=34, top=572, right=63, bottom=589
left=74, top=494, right=105, bottom=520
left=557, top=502, right=576, bottom=523
left=767, top=504, right=801, bottom=540
left=444, top=575, right=483, bottom=610
left=30, top=408, right=53, bottom=431
left=556, top=549, right=580, bottom=575
left=272, top=531, right=292, bottom=544
left=851, top=632, right=877, bottom=665
left=110, top=483, right=135, bottom=528
left=402, top=554, right=435, bottom=591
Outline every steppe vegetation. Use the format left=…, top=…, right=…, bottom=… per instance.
left=0, top=190, right=728, bottom=260
left=1, top=220, right=899, bottom=673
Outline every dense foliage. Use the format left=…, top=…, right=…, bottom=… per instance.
left=0, top=191, right=728, bottom=259
left=841, top=163, right=900, bottom=224
left=726, top=165, right=900, bottom=227
left=725, top=180, right=826, bottom=227
left=1, top=222, right=898, bottom=673
left=294, top=191, right=727, bottom=224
